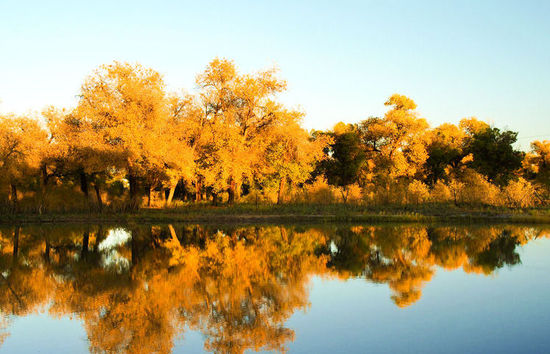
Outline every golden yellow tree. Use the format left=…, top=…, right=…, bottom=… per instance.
left=0, top=116, right=48, bottom=212
left=358, top=94, right=429, bottom=202
left=75, top=61, right=194, bottom=208
left=260, top=108, right=329, bottom=203
left=195, top=58, right=288, bottom=204
left=524, top=140, right=550, bottom=202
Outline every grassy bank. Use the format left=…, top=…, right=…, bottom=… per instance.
left=2, top=203, right=550, bottom=225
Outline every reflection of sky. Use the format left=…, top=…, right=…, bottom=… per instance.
left=2, top=237, right=550, bottom=353
left=98, top=228, right=131, bottom=273
left=0, top=315, right=88, bottom=353
left=98, top=228, right=131, bottom=252
left=283, top=238, right=550, bottom=354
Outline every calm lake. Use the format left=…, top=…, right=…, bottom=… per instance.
left=0, top=223, right=549, bottom=353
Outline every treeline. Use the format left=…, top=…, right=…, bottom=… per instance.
left=0, top=58, right=549, bottom=213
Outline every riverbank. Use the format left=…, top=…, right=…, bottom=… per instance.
left=2, top=204, right=550, bottom=225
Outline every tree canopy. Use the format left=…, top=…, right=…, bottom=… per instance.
left=0, top=59, right=546, bottom=211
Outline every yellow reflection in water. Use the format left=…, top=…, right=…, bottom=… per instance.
left=0, top=224, right=547, bottom=353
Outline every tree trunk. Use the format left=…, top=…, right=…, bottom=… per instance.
left=385, top=180, right=391, bottom=205
left=79, top=171, right=89, bottom=197
left=195, top=179, right=202, bottom=202
left=128, top=175, right=138, bottom=199
left=168, top=224, right=178, bottom=240
left=39, top=165, right=49, bottom=214
left=228, top=178, right=236, bottom=205
left=10, top=184, right=17, bottom=214
left=277, top=177, right=286, bottom=205
left=95, top=225, right=105, bottom=252
left=94, top=183, right=103, bottom=211
left=44, top=239, right=50, bottom=263
left=131, top=228, right=139, bottom=269
left=453, top=190, right=458, bottom=206
left=211, top=192, right=218, bottom=206
left=82, top=231, right=89, bottom=259
left=340, top=186, right=349, bottom=204
left=12, top=227, right=19, bottom=263
left=147, top=185, right=152, bottom=207
left=128, top=174, right=140, bottom=209
left=166, top=185, right=176, bottom=206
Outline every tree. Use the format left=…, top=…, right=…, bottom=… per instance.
left=75, top=61, right=194, bottom=208
left=0, top=116, right=47, bottom=212
left=320, top=123, right=366, bottom=203
left=466, top=127, right=523, bottom=186
left=524, top=140, right=550, bottom=188
left=261, top=109, right=329, bottom=204
left=357, top=94, right=429, bottom=202
left=194, top=58, right=288, bottom=204
left=424, top=123, right=466, bottom=185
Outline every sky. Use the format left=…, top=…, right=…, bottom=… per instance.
left=1, top=0, right=549, bottom=149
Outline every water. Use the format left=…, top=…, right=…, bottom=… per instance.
left=0, top=223, right=548, bottom=353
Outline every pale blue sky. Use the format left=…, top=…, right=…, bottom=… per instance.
left=1, top=0, right=549, bottom=149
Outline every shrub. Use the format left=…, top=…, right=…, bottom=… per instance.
left=407, top=180, right=430, bottom=204
left=300, top=177, right=338, bottom=204
left=459, top=170, right=502, bottom=206
left=430, top=180, right=452, bottom=203
left=503, top=178, right=536, bottom=208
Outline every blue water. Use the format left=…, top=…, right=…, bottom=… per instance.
left=0, top=224, right=548, bottom=353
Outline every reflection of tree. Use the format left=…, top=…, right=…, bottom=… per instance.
left=323, top=226, right=434, bottom=307
left=165, top=226, right=328, bottom=353
left=323, top=225, right=539, bottom=307
left=0, top=313, right=9, bottom=347
left=21, top=224, right=326, bottom=353
left=428, top=227, right=522, bottom=274
left=0, top=226, right=55, bottom=317
left=0, top=224, right=545, bottom=352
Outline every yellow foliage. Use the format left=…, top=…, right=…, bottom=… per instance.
left=298, top=177, right=339, bottom=204
left=504, top=178, right=536, bottom=208
left=341, top=184, right=363, bottom=204
left=459, top=117, right=490, bottom=136
left=430, top=180, right=452, bottom=203
left=407, top=180, right=430, bottom=204
left=458, top=170, right=503, bottom=206
left=0, top=61, right=544, bottom=211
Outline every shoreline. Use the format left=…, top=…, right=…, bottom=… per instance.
left=2, top=207, right=550, bottom=225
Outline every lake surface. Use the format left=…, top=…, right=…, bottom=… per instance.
left=0, top=223, right=549, bottom=353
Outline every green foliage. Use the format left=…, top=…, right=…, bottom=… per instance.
left=466, top=127, right=523, bottom=186
left=321, top=127, right=367, bottom=189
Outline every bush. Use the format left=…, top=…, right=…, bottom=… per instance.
left=504, top=178, right=536, bottom=208
left=298, top=177, right=338, bottom=204
left=458, top=170, right=502, bottom=206
left=430, top=181, right=452, bottom=203
left=407, top=180, right=430, bottom=204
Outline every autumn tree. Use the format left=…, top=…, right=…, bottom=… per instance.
left=0, top=116, right=48, bottom=212
left=357, top=94, right=429, bottom=202
left=75, top=61, right=194, bottom=208
left=524, top=140, right=550, bottom=188
left=523, top=140, right=550, bottom=203
left=260, top=109, right=329, bottom=204
left=194, top=58, right=287, bottom=204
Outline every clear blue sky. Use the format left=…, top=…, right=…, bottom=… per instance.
left=1, top=0, right=549, bottom=149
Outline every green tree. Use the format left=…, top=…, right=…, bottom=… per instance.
left=466, top=127, right=523, bottom=186
left=424, top=123, right=466, bottom=185
left=320, top=123, right=366, bottom=202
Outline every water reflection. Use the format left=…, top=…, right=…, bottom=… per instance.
left=0, top=224, right=548, bottom=353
